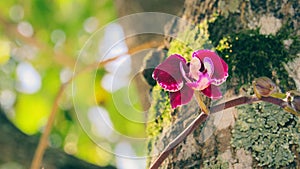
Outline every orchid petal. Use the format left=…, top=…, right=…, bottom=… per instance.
left=180, top=62, right=191, bottom=83
left=203, top=57, right=214, bottom=77
left=152, top=54, right=188, bottom=92
left=211, top=77, right=228, bottom=86
left=192, top=50, right=228, bottom=85
left=201, top=84, right=222, bottom=99
left=169, top=85, right=194, bottom=109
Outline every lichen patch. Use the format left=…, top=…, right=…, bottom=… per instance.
left=259, top=15, right=282, bottom=35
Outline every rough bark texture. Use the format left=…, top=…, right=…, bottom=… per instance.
left=0, top=108, right=116, bottom=169
left=146, top=0, right=299, bottom=168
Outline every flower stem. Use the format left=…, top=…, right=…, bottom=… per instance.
left=194, top=91, right=209, bottom=114
left=149, top=112, right=209, bottom=169
left=149, top=95, right=288, bottom=169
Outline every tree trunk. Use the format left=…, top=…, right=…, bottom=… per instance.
left=114, top=0, right=184, bottom=110
left=146, top=0, right=299, bottom=168
left=0, top=108, right=116, bottom=169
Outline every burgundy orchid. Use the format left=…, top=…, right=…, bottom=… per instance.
left=152, top=49, right=228, bottom=109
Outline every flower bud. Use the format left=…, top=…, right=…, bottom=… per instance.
left=253, top=77, right=277, bottom=98
left=286, top=91, right=300, bottom=113
left=292, top=96, right=300, bottom=112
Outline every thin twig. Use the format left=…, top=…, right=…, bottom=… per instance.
left=30, top=84, right=67, bottom=169
left=209, top=96, right=286, bottom=114
left=149, top=95, right=287, bottom=169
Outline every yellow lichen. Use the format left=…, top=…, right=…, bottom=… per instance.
left=167, top=20, right=214, bottom=61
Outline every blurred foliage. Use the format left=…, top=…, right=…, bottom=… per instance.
left=0, top=0, right=145, bottom=167
left=95, top=69, right=146, bottom=138
left=0, top=40, right=10, bottom=64
left=231, top=102, right=300, bottom=168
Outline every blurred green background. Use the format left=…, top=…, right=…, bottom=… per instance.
left=0, top=0, right=152, bottom=168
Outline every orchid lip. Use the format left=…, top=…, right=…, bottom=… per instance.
left=189, top=57, right=202, bottom=80
left=185, top=71, right=213, bottom=90
left=181, top=57, right=215, bottom=91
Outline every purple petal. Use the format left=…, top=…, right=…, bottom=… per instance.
left=203, top=57, right=214, bottom=77
left=192, top=50, right=228, bottom=85
left=152, top=54, right=188, bottom=92
left=169, top=85, right=194, bottom=109
left=201, top=84, right=222, bottom=99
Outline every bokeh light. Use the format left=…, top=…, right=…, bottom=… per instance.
left=16, top=62, right=41, bottom=94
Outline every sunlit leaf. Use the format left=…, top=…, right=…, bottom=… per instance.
left=14, top=93, right=51, bottom=135
left=0, top=40, right=10, bottom=65
left=76, top=132, right=113, bottom=166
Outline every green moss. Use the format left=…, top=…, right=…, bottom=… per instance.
left=167, top=20, right=214, bottom=60
left=215, top=29, right=296, bottom=91
left=146, top=85, right=172, bottom=138
left=208, top=14, right=242, bottom=47
left=208, top=11, right=299, bottom=92
left=203, top=156, right=229, bottom=169
left=146, top=85, right=173, bottom=167
left=231, top=102, right=300, bottom=168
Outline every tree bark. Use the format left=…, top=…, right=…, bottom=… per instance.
left=0, top=108, right=116, bottom=169
left=146, top=0, right=299, bottom=168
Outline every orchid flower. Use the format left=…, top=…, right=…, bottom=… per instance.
left=152, top=49, right=228, bottom=109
